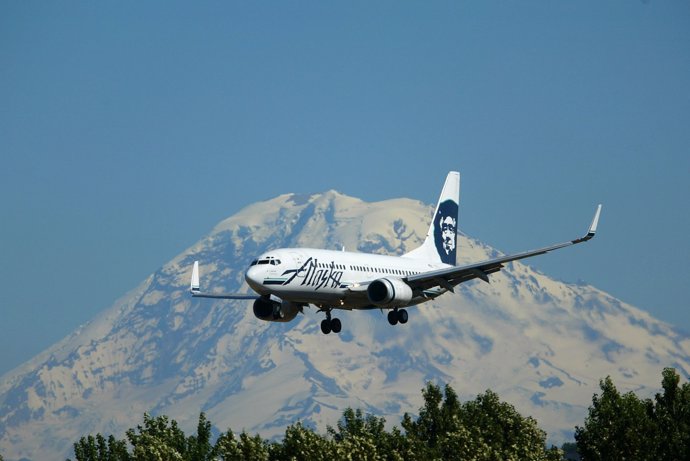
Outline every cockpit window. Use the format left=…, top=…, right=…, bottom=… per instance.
left=250, top=260, right=258, bottom=266
left=256, top=256, right=281, bottom=266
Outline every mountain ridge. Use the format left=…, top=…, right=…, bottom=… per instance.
left=1, top=190, right=688, bottom=460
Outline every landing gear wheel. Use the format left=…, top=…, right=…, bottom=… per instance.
left=331, top=318, right=342, bottom=333
left=321, top=319, right=332, bottom=334
left=387, top=310, right=398, bottom=325
left=397, top=309, right=408, bottom=324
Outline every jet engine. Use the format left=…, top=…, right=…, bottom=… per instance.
left=367, top=278, right=413, bottom=307
left=253, top=296, right=300, bottom=322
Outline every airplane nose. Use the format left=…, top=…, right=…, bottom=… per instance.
left=245, top=266, right=261, bottom=290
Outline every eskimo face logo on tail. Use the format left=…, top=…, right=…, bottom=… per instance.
left=434, top=199, right=458, bottom=265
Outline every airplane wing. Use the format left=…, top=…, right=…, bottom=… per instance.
left=190, top=261, right=259, bottom=300
left=405, top=204, right=602, bottom=293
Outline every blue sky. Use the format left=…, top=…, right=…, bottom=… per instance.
left=1, top=1, right=688, bottom=376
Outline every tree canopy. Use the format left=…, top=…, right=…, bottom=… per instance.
left=68, top=383, right=560, bottom=461
left=66, top=368, right=690, bottom=461
left=575, top=367, right=690, bottom=461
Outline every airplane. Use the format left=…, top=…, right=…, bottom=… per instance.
left=190, top=171, right=602, bottom=335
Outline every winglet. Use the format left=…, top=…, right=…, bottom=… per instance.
left=191, top=261, right=200, bottom=294
left=589, top=204, right=602, bottom=234
left=580, top=204, right=602, bottom=242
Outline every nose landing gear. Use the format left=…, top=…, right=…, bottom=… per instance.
left=320, top=308, right=342, bottom=334
left=387, top=308, right=408, bottom=326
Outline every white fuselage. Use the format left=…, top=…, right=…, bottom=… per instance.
left=245, top=248, right=450, bottom=309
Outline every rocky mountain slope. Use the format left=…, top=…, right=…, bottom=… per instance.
left=1, top=191, right=688, bottom=460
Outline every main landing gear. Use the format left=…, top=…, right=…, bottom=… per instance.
left=387, top=308, right=408, bottom=326
left=320, top=308, right=342, bottom=335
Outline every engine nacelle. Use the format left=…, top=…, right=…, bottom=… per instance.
left=253, top=297, right=300, bottom=322
left=367, top=277, right=413, bottom=307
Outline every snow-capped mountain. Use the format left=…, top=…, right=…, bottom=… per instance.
left=1, top=191, right=688, bottom=460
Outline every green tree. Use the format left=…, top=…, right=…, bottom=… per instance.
left=401, top=382, right=461, bottom=459
left=401, top=382, right=446, bottom=450
left=560, top=442, right=580, bottom=461
left=575, top=368, right=690, bottom=461
left=575, top=376, right=656, bottom=460
left=402, top=383, right=561, bottom=461
left=237, top=431, right=270, bottom=461
left=460, top=389, right=561, bottom=461
left=652, top=367, right=690, bottom=460
left=187, top=413, right=213, bottom=461
left=328, top=407, right=396, bottom=460
left=274, top=421, right=334, bottom=461
left=71, top=434, right=130, bottom=461
left=66, top=384, right=578, bottom=461
left=212, top=429, right=269, bottom=461
left=126, top=413, right=189, bottom=460
left=211, top=429, right=242, bottom=460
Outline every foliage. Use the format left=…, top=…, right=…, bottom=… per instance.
left=72, top=433, right=130, bottom=461
left=272, top=421, right=335, bottom=461
left=327, top=407, right=399, bottom=460
left=66, top=385, right=563, bottom=461
left=81, top=376, right=690, bottom=461
left=212, top=429, right=269, bottom=461
left=401, top=383, right=561, bottom=461
left=70, top=413, right=213, bottom=461
left=560, top=442, right=580, bottom=461
left=653, top=367, right=690, bottom=460
left=575, top=367, right=690, bottom=461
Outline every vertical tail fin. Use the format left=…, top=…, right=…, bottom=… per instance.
left=403, top=171, right=460, bottom=265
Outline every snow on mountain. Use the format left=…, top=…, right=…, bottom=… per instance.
left=1, top=191, right=688, bottom=460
